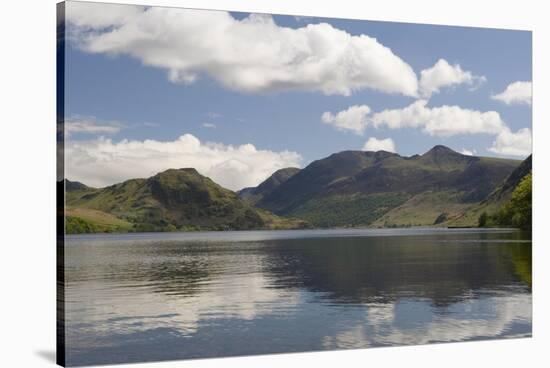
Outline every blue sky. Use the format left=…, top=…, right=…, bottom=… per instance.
left=63, top=2, right=532, bottom=190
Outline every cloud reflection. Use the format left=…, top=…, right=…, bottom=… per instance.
left=322, top=293, right=531, bottom=349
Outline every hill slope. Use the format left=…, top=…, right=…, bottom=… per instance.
left=447, top=155, right=532, bottom=227
left=254, top=146, right=521, bottom=227
left=65, top=169, right=308, bottom=233
left=238, top=167, right=300, bottom=205
left=64, top=179, right=89, bottom=192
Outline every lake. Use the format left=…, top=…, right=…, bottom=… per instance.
left=62, top=228, right=532, bottom=366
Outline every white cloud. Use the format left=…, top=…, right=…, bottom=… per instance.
left=363, top=137, right=396, bottom=152
left=202, top=122, right=216, bottom=128
left=206, top=112, right=222, bottom=119
left=325, top=100, right=530, bottom=157
left=371, top=100, right=506, bottom=137
left=66, top=3, right=419, bottom=96
left=460, top=148, right=477, bottom=156
left=142, top=122, right=160, bottom=128
left=321, top=105, right=371, bottom=134
left=63, top=2, right=145, bottom=28
left=488, top=127, right=532, bottom=157
left=65, top=116, right=123, bottom=136
left=419, top=59, right=486, bottom=98
left=492, top=81, right=532, bottom=105
left=66, top=134, right=302, bottom=190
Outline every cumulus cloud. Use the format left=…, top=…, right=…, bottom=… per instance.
left=488, top=127, right=532, bottom=156
left=363, top=137, right=396, bottom=152
left=460, top=148, right=477, bottom=156
left=65, top=116, right=123, bottom=136
left=65, top=2, right=418, bottom=96
left=321, top=105, right=371, bottom=134
left=492, top=81, right=532, bottom=105
left=206, top=112, right=222, bottom=119
left=63, top=2, right=144, bottom=28
left=371, top=100, right=506, bottom=137
left=202, top=122, right=216, bottom=129
left=419, top=59, right=486, bottom=98
left=66, top=134, right=302, bottom=190
left=324, top=100, right=531, bottom=157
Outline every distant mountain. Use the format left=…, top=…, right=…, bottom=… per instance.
left=238, top=167, right=300, bottom=205
left=252, top=146, right=521, bottom=227
left=65, top=168, right=309, bottom=234
left=64, top=179, right=90, bottom=192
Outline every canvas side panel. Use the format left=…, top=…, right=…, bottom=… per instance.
left=56, top=2, right=66, bottom=366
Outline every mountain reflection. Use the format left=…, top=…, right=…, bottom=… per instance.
left=64, top=229, right=531, bottom=366
left=67, top=231, right=531, bottom=307
left=260, top=233, right=531, bottom=307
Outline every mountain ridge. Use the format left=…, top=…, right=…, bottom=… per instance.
left=65, top=145, right=526, bottom=233
left=249, top=146, right=521, bottom=227
left=65, top=168, right=309, bottom=233
left=238, top=167, right=300, bottom=205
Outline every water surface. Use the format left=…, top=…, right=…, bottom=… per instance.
left=64, top=228, right=532, bottom=366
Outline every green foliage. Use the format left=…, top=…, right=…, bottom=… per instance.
left=478, top=212, right=488, bottom=227
left=494, top=173, right=532, bottom=230
left=66, top=216, right=99, bottom=234
left=164, top=224, right=178, bottom=232
left=65, top=211, right=134, bottom=234
left=65, top=168, right=309, bottom=233
left=475, top=172, right=532, bottom=230
left=132, top=223, right=157, bottom=233
left=288, top=193, right=410, bottom=227
left=179, top=224, right=200, bottom=232
left=434, top=212, right=448, bottom=225
left=450, top=155, right=531, bottom=228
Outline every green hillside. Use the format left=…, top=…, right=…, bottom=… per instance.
left=449, top=155, right=532, bottom=228
left=66, top=208, right=133, bottom=233
left=372, top=190, right=472, bottom=228
left=492, top=172, right=532, bottom=230
left=253, top=146, right=521, bottom=228
left=65, top=169, right=309, bottom=234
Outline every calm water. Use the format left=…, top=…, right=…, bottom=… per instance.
left=63, top=228, right=532, bottom=366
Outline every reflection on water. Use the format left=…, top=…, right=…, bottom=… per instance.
left=64, top=228, right=531, bottom=366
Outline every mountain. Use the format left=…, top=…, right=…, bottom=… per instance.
left=64, top=146, right=527, bottom=233
left=238, top=167, right=300, bottom=205
left=64, top=179, right=90, bottom=192
left=490, top=154, right=532, bottom=200
left=65, top=168, right=309, bottom=234
left=447, top=155, right=532, bottom=227
left=253, top=146, right=521, bottom=227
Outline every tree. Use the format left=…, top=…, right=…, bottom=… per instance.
left=494, top=173, right=532, bottom=230
left=478, top=212, right=488, bottom=227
